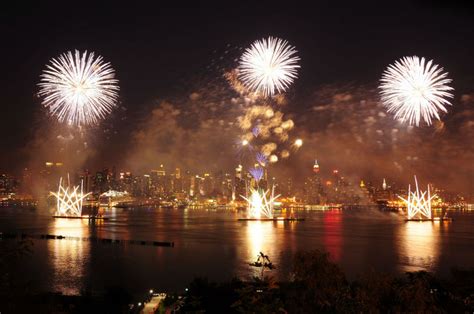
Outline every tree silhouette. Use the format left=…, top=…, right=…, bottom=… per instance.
left=249, top=251, right=275, bottom=279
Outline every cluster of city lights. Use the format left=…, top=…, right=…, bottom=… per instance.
left=398, top=176, right=435, bottom=220
left=51, top=177, right=90, bottom=217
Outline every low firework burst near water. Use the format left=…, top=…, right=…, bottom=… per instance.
left=238, top=36, right=300, bottom=97
left=51, top=177, right=91, bottom=217
left=399, top=176, right=435, bottom=220
left=38, top=50, right=119, bottom=127
left=379, top=56, right=453, bottom=126
left=241, top=187, right=280, bottom=219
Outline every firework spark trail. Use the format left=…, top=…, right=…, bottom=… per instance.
left=241, top=187, right=280, bottom=219
left=249, top=167, right=264, bottom=182
left=51, top=177, right=91, bottom=217
left=379, top=56, right=453, bottom=126
left=398, top=176, right=435, bottom=219
left=39, top=50, right=119, bottom=126
left=239, top=36, right=300, bottom=97
left=256, top=152, right=268, bottom=166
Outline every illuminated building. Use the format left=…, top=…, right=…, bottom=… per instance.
left=182, top=170, right=192, bottom=196
left=99, top=190, right=132, bottom=207
left=279, top=177, right=294, bottom=197
left=40, top=161, right=65, bottom=191
left=359, top=180, right=373, bottom=204
left=79, top=170, right=92, bottom=193
left=304, top=160, right=324, bottom=204
left=172, top=168, right=183, bottom=193
left=190, top=175, right=205, bottom=197
left=93, top=169, right=112, bottom=193
left=235, top=164, right=243, bottom=180
left=202, top=173, right=214, bottom=196
left=0, top=174, right=18, bottom=195
left=373, top=178, right=395, bottom=202
left=313, top=159, right=320, bottom=173
left=234, top=165, right=246, bottom=199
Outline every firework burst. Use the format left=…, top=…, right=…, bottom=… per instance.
left=256, top=152, right=268, bottom=166
left=398, top=176, right=435, bottom=220
left=38, top=50, right=119, bottom=126
left=379, top=56, right=453, bottom=126
left=51, top=177, right=91, bottom=217
left=238, top=36, right=300, bottom=97
left=241, top=187, right=280, bottom=219
left=249, top=167, right=264, bottom=182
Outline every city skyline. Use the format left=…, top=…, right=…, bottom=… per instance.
left=2, top=158, right=467, bottom=207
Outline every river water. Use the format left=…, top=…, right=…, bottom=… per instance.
left=1, top=206, right=474, bottom=296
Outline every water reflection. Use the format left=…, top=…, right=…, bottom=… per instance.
left=48, top=218, right=90, bottom=295
left=399, top=221, right=442, bottom=272
left=323, top=210, right=343, bottom=262
left=244, top=221, right=277, bottom=277
left=3, top=207, right=472, bottom=295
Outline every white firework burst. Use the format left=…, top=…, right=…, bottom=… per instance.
left=241, top=186, right=280, bottom=219
left=38, top=50, right=119, bottom=126
left=379, top=56, right=453, bottom=126
left=238, top=36, right=300, bottom=97
left=51, top=177, right=91, bottom=217
left=399, top=176, right=435, bottom=220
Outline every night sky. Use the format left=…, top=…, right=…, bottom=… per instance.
left=1, top=1, right=473, bottom=192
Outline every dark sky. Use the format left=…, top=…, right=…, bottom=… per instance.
left=1, top=1, right=473, bottom=173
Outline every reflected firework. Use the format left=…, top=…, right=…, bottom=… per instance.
left=379, top=56, right=453, bottom=126
left=238, top=36, right=300, bottom=97
left=39, top=50, right=119, bottom=126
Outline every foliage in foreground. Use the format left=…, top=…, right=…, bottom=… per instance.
left=180, top=250, right=472, bottom=313
left=1, top=243, right=474, bottom=313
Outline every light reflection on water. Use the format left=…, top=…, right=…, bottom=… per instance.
left=398, top=221, right=444, bottom=273
left=245, top=221, right=275, bottom=277
left=48, top=218, right=90, bottom=295
left=0, top=207, right=472, bottom=295
left=323, top=210, right=343, bottom=262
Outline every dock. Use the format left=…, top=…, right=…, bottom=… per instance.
left=0, top=232, right=174, bottom=247
left=52, top=215, right=110, bottom=220
left=238, top=217, right=305, bottom=222
left=405, top=217, right=453, bottom=222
